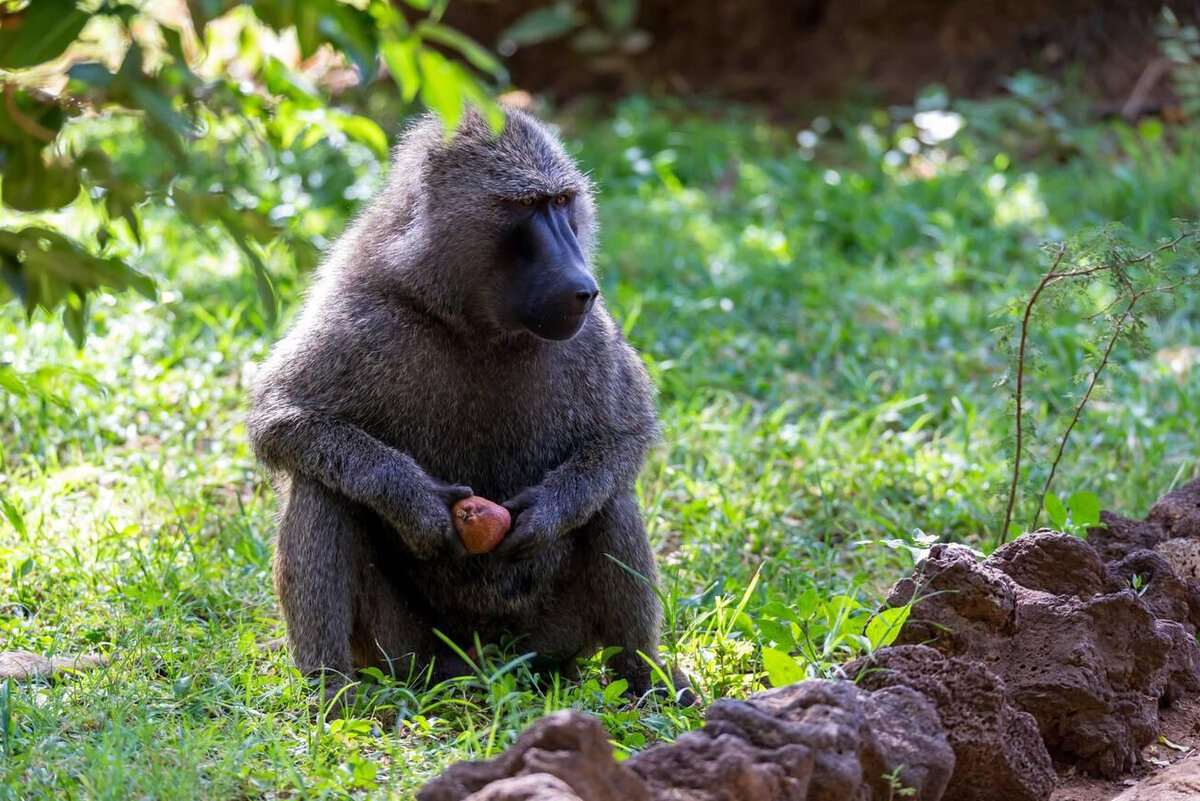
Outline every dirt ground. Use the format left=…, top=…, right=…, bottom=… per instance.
left=1052, top=697, right=1200, bottom=801
left=445, top=0, right=1199, bottom=107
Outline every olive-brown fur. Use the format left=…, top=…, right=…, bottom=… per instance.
left=247, top=107, right=672, bottom=697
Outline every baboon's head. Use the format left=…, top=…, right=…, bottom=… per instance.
left=390, top=107, right=600, bottom=342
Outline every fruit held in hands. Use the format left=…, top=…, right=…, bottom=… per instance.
left=452, top=496, right=511, bottom=555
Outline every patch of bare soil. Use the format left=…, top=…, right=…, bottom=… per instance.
left=1053, top=697, right=1200, bottom=800
left=445, top=0, right=1200, bottom=107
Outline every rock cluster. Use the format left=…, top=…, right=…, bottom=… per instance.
left=418, top=711, right=648, bottom=801
left=845, top=645, right=1054, bottom=801
left=1088, top=479, right=1200, bottom=564
left=419, top=480, right=1200, bottom=801
left=628, top=680, right=953, bottom=801
left=888, top=529, right=1200, bottom=777
left=419, top=681, right=956, bottom=801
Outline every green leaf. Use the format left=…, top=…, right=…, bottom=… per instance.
left=358, top=667, right=387, bottom=683
left=66, top=61, right=116, bottom=90
left=598, top=0, right=637, bottom=30
left=755, top=617, right=796, bottom=650
left=0, top=495, right=25, bottom=536
left=62, top=293, right=88, bottom=349
left=1, top=144, right=80, bottom=211
left=238, top=239, right=277, bottom=325
left=0, top=0, right=89, bottom=70
left=761, top=646, right=805, bottom=687
left=417, top=48, right=465, bottom=132
left=320, top=2, right=380, bottom=81
left=678, top=578, right=725, bottom=610
left=1044, top=493, right=1068, bottom=530
left=69, top=46, right=195, bottom=161
left=865, top=605, right=911, bottom=650
left=417, top=21, right=501, bottom=76
left=0, top=89, right=78, bottom=211
left=0, top=366, right=29, bottom=398
left=0, top=227, right=155, bottom=328
left=602, top=678, right=628, bottom=703
left=794, top=588, right=822, bottom=620
left=174, top=187, right=279, bottom=323
left=328, top=112, right=389, bottom=158
left=499, top=2, right=584, bottom=47
left=171, top=189, right=278, bottom=244
left=1068, top=491, right=1102, bottom=528
left=382, top=39, right=421, bottom=103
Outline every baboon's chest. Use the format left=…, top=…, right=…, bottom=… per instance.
left=381, top=346, right=594, bottom=498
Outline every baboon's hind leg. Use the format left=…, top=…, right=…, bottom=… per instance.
left=274, top=478, right=357, bottom=680
left=349, top=554, right=471, bottom=684
left=528, top=492, right=692, bottom=702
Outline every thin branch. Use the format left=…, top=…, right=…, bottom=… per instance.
left=1033, top=267, right=1200, bottom=529
left=1031, top=296, right=1136, bottom=530
left=1003, top=226, right=1200, bottom=540
left=1121, top=57, right=1172, bottom=121
left=1045, top=264, right=1114, bottom=282
left=1000, top=244, right=1067, bottom=543
left=3, top=83, right=55, bottom=142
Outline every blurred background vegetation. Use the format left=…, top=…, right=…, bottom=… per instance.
left=2, top=1, right=1200, bottom=797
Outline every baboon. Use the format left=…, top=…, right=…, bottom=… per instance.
left=248, top=107, right=684, bottom=701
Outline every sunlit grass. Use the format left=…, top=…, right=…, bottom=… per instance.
left=2, top=94, right=1199, bottom=798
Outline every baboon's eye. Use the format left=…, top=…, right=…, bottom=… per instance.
left=554, top=194, right=570, bottom=207
left=522, top=197, right=535, bottom=207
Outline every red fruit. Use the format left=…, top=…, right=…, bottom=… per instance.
left=452, top=496, right=511, bottom=555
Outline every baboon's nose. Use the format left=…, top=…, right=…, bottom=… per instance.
left=573, top=287, right=599, bottom=315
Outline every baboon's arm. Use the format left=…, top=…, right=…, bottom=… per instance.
left=496, top=424, right=655, bottom=559
left=251, top=406, right=417, bottom=504
left=248, top=405, right=469, bottom=555
left=538, top=425, right=657, bottom=530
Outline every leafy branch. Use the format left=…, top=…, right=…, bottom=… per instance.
left=0, top=0, right=503, bottom=349
left=999, top=223, right=1200, bottom=543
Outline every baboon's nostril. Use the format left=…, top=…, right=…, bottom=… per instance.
left=573, top=288, right=598, bottom=314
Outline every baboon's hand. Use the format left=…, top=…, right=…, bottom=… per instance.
left=496, top=486, right=563, bottom=560
left=391, top=478, right=473, bottom=559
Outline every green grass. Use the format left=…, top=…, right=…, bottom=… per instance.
left=2, top=90, right=1199, bottom=798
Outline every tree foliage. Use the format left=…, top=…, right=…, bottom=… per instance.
left=0, top=0, right=501, bottom=343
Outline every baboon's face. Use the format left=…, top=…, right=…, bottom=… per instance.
left=415, top=109, right=600, bottom=341
left=494, top=191, right=598, bottom=342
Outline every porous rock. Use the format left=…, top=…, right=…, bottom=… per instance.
left=1110, top=756, right=1200, bottom=800
left=628, top=680, right=953, bottom=801
left=846, top=645, right=1054, bottom=801
left=1087, top=510, right=1166, bottom=563
left=1148, top=479, right=1200, bottom=540
left=988, top=530, right=1119, bottom=599
left=888, top=531, right=1200, bottom=777
left=1155, top=538, right=1200, bottom=583
left=418, top=710, right=650, bottom=801
left=623, top=723, right=814, bottom=801
left=463, top=775, right=583, bottom=801
left=1087, top=479, right=1200, bottom=563
left=1106, top=549, right=1200, bottom=634
left=423, top=680, right=953, bottom=801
